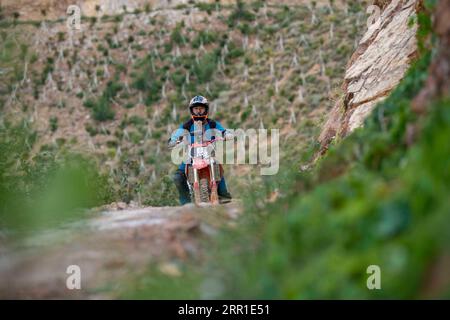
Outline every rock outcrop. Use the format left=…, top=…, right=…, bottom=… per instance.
left=318, top=0, right=420, bottom=150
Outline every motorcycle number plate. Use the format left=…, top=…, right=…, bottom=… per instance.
left=192, top=146, right=209, bottom=158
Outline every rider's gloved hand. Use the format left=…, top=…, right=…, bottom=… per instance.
left=168, top=140, right=177, bottom=149
left=168, top=137, right=182, bottom=149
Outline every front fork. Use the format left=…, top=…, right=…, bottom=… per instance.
left=209, top=160, right=219, bottom=205
left=193, top=168, right=201, bottom=205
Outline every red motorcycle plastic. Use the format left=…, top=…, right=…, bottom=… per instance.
left=185, top=137, right=224, bottom=205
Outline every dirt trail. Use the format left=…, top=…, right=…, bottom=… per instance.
left=0, top=202, right=242, bottom=299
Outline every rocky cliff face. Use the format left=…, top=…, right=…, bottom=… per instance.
left=318, top=0, right=420, bottom=150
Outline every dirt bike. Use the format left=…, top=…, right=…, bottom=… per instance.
left=185, top=137, right=225, bottom=205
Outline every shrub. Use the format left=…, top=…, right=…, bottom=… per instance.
left=170, top=22, right=185, bottom=45
left=228, top=0, right=255, bottom=25
left=91, top=96, right=115, bottom=121
left=192, top=30, right=218, bottom=48
left=84, top=81, right=122, bottom=122
left=225, top=41, right=245, bottom=61
left=49, top=116, right=58, bottom=132
left=85, top=123, right=98, bottom=136
left=0, top=121, right=116, bottom=234
left=132, top=56, right=163, bottom=105
left=193, top=51, right=218, bottom=84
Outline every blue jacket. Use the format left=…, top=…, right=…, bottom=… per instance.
left=170, top=118, right=227, bottom=171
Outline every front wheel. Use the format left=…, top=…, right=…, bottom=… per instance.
left=199, top=178, right=210, bottom=203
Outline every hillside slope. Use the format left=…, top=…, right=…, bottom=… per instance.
left=1, top=0, right=369, bottom=205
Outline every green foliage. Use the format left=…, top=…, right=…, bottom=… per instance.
left=192, top=30, right=218, bottom=48
left=193, top=51, right=219, bottom=84
left=142, top=174, right=179, bottom=207
left=225, top=41, right=244, bottom=61
left=170, top=69, right=185, bottom=88
left=170, top=22, right=185, bottom=45
left=228, top=0, right=255, bottom=25
left=237, top=22, right=253, bottom=35
left=0, top=120, right=115, bottom=235
left=132, top=55, right=162, bottom=106
left=195, top=2, right=217, bottom=13
left=106, top=34, right=120, bottom=49
left=163, top=41, right=173, bottom=53
left=123, top=115, right=146, bottom=127
left=250, top=0, right=265, bottom=12
left=121, top=264, right=202, bottom=299
left=416, top=9, right=433, bottom=54
left=41, top=57, right=54, bottom=85
left=240, top=108, right=251, bottom=122
left=0, top=31, right=34, bottom=93
left=57, top=31, right=65, bottom=42
left=85, top=123, right=98, bottom=136
left=274, top=5, right=296, bottom=26
left=49, top=116, right=58, bottom=132
left=85, top=80, right=121, bottom=122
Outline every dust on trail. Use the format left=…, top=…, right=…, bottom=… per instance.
left=0, top=202, right=242, bottom=299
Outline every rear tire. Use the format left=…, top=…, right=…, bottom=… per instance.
left=200, top=178, right=210, bottom=203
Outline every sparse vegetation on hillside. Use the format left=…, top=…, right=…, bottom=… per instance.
left=1, top=0, right=369, bottom=206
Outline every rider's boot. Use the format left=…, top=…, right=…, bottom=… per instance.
left=217, top=177, right=232, bottom=203
left=173, top=169, right=191, bottom=205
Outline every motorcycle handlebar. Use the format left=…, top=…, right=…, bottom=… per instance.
left=168, top=133, right=232, bottom=149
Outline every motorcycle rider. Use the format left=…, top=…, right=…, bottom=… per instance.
left=168, top=95, right=232, bottom=205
